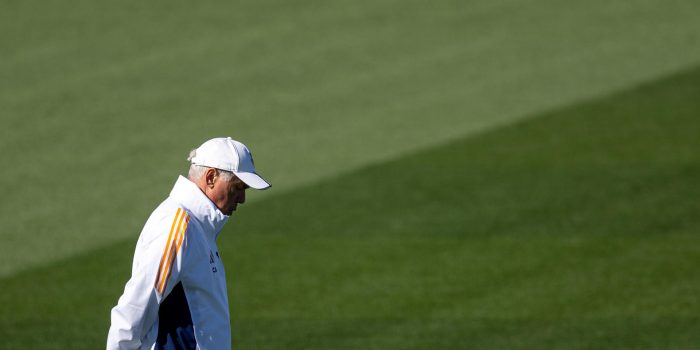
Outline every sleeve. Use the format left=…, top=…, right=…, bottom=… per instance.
left=107, top=208, right=191, bottom=350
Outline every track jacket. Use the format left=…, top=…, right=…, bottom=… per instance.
left=108, top=176, right=231, bottom=350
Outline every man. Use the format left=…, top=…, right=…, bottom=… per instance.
left=107, top=137, right=270, bottom=350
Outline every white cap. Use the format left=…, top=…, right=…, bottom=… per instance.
left=189, top=137, right=271, bottom=190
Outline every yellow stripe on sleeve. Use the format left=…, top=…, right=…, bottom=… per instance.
left=154, top=208, right=184, bottom=293
left=159, top=215, right=189, bottom=294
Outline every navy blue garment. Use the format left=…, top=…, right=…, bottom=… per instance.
left=155, top=283, right=197, bottom=350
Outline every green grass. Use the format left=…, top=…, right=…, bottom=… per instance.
left=2, top=61, right=699, bottom=349
left=2, top=0, right=700, bottom=276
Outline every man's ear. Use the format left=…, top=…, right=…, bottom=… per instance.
left=205, top=168, right=218, bottom=188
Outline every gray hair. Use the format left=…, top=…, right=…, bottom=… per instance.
left=187, top=149, right=234, bottom=182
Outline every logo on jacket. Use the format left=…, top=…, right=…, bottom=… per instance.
left=209, top=251, right=217, bottom=273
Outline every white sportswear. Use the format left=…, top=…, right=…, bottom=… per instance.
left=107, top=176, right=232, bottom=350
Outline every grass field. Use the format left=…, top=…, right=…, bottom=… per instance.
left=3, top=62, right=700, bottom=349
left=2, top=0, right=700, bottom=349
left=2, top=0, right=700, bottom=277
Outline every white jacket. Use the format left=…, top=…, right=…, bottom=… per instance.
left=108, top=176, right=232, bottom=350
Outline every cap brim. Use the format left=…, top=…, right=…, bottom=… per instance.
left=235, top=171, right=271, bottom=190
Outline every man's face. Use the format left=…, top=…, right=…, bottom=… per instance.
left=211, top=171, right=249, bottom=215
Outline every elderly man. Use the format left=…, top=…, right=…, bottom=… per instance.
left=107, top=137, right=270, bottom=350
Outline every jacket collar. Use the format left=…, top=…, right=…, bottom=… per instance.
left=169, top=175, right=229, bottom=239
